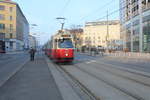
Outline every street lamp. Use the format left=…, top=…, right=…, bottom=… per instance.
left=29, top=24, right=39, bottom=49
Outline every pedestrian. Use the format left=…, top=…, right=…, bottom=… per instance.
left=29, top=48, right=36, bottom=61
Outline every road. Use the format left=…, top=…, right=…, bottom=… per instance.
left=0, top=52, right=150, bottom=100
left=62, top=53, right=150, bottom=100
left=0, top=52, right=29, bottom=87
left=75, top=53, right=150, bottom=73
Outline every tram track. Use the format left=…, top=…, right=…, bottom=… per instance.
left=79, top=53, right=150, bottom=78
left=53, top=63, right=100, bottom=100
left=82, top=61, right=150, bottom=87
left=99, top=58, right=150, bottom=77
left=106, top=58, right=149, bottom=67
left=72, top=64, right=145, bottom=100
left=78, top=54, right=150, bottom=81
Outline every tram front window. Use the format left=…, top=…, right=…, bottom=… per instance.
left=58, top=39, right=73, bottom=48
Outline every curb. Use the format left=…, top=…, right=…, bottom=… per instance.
left=45, top=57, right=82, bottom=100
left=0, top=59, right=29, bottom=88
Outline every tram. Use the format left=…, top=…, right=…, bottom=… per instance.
left=45, top=30, right=74, bottom=62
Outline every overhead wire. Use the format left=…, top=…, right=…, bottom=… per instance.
left=95, top=1, right=127, bottom=21
left=59, top=0, right=72, bottom=16
left=58, top=0, right=120, bottom=27
left=59, top=0, right=123, bottom=28
left=79, top=0, right=126, bottom=23
left=58, top=0, right=126, bottom=28
left=55, top=0, right=72, bottom=30
left=80, top=0, right=114, bottom=21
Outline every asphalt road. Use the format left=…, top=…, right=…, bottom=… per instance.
left=65, top=53, right=150, bottom=100
left=0, top=52, right=29, bottom=87
left=75, top=53, right=150, bottom=73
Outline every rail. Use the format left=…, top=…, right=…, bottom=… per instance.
left=54, top=63, right=100, bottom=100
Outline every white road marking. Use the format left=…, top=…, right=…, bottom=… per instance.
left=86, top=60, right=96, bottom=64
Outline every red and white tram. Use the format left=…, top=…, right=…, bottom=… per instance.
left=45, top=30, right=74, bottom=62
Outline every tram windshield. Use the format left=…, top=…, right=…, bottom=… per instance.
left=58, top=39, right=73, bottom=48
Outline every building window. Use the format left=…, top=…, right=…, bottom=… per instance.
left=0, top=5, right=5, bottom=10
left=10, top=7, right=13, bottom=12
left=10, top=41, right=13, bottom=47
left=142, top=0, right=146, bottom=5
left=0, top=33, right=5, bottom=39
left=0, top=14, right=5, bottom=20
left=10, top=24, right=13, bottom=31
left=9, top=16, right=13, bottom=21
left=10, top=33, right=13, bottom=38
left=0, top=24, right=5, bottom=29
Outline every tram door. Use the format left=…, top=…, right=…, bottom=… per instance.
left=0, top=40, right=5, bottom=53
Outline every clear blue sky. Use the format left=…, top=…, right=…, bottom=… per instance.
left=13, top=0, right=119, bottom=44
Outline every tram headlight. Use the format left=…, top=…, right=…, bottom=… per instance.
left=65, top=54, right=68, bottom=56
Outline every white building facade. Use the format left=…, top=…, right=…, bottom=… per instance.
left=120, top=0, right=150, bottom=52
left=83, top=20, right=122, bottom=49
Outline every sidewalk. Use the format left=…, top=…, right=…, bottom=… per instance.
left=0, top=54, right=63, bottom=100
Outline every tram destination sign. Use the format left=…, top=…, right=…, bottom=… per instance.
left=61, top=34, right=71, bottom=37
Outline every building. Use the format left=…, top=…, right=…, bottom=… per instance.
left=67, top=28, right=83, bottom=49
left=0, top=0, right=29, bottom=52
left=29, top=35, right=37, bottom=49
left=82, top=20, right=122, bottom=49
left=120, top=0, right=150, bottom=52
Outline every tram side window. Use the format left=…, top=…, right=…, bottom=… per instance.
left=58, top=39, right=73, bottom=48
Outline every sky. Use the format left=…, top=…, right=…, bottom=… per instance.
left=13, top=0, right=120, bottom=45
